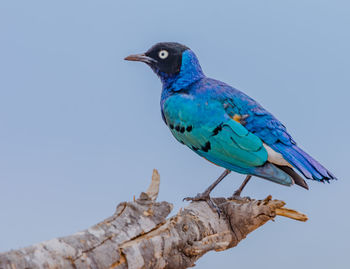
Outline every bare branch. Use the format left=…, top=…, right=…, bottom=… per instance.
left=145, top=169, right=160, bottom=201
left=0, top=170, right=307, bottom=269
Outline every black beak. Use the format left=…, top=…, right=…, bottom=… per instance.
left=124, top=53, right=157, bottom=64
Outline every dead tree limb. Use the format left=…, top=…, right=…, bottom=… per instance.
left=0, top=169, right=307, bottom=269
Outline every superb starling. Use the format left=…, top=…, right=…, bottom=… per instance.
left=125, top=42, right=336, bottom=204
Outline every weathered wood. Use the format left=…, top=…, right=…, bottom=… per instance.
left=0, top=170, right=307, bottom=269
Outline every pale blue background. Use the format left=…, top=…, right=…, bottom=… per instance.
left=0, top=1, right=349, bottom=268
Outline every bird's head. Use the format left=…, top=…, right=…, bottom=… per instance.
left=125, top=42, right=204, bottom=90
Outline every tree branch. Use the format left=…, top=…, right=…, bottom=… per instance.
left=0, top=169, right=307, bottom=269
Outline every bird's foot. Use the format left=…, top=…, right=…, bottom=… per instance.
left=227, top=190, right=251, bottom=202
left=183, top=193, right=222, bottom=216
left=228, top=195, right=251, bottom=202
left=183, top=192, right=210, bottom=202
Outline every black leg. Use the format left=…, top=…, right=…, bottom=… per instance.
left=229, top=175, right=252, bottom=200
left=183, top=169, right=231, bottom=214
left=183, top=169, right=231, bottom=202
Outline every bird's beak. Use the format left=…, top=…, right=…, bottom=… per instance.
left=124, top=53, right=157, bottom=64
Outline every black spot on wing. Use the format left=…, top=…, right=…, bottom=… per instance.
left=172, top=124, right=193, bottom=133
left=192, top=146, right=199, bottom=151
left=201, top=141, right=211, bottom=152
left=212, top=123, right=223, bottom=136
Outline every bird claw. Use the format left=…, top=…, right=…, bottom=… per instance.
left=228, top=194, right=251, bottom=202
left=183, top=193, right=222, bottom=216
left=183, top=192, right=210, bottom=202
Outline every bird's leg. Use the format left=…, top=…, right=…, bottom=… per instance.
left=183, top=169, right=231, bottom=201
left=228, top=175, right=252, bottom=201
left=183, top=169, right=231, bottom=212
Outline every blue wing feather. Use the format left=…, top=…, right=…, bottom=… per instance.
left=161, top=76, right=335, bottom=184
left=215, top=79, right=336, bottom=182
left=162, top=87, right=294, bottom=186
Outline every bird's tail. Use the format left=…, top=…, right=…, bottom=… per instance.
left=275, top=165, right=309, bottom=189
left=272, top=143, right=336, bottom=182
left=250, top=162, right=295, bottom=186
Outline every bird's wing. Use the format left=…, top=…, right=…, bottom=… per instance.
left=222, top=87, right=336, bottom=181
left=162, top=93, right=294, bottom=186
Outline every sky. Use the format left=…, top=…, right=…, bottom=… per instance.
left=0, top=0, right=349, bottom=268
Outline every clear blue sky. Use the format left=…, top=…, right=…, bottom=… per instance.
left=0, top=1, right=349, bottom=268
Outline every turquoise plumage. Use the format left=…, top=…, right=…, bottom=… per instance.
left=125, top=42, right=336, bottom=200
left=162, top=86, right=292, bottom=186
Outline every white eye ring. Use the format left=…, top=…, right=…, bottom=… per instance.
left=158, top=50, right=169, bottom=59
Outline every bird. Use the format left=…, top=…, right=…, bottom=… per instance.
left=125, top=42, right=336, bottom=205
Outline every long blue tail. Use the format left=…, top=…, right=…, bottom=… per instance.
left=271, top=143, right=336, bottom=182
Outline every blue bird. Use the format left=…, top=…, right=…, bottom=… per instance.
left=125, top=42, right=336, bottom=203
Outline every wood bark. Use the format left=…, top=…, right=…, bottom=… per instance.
left=0, top=170, right=307, bottom=269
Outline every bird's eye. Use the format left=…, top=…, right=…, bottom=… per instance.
left=158, top=50, right=169, bottom=59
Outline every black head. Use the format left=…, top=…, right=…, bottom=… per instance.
left=125, top=42, right=189, bottom=75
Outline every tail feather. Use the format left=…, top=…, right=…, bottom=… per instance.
left=273, top=144, right=317, bottom=179
left=272, top=143, right=336, bottom=182
left=292, top=146, right=336, bottom=180
left=251, top=162, right=294, bottom=186
left=276, top=165, right=309, bottom=190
